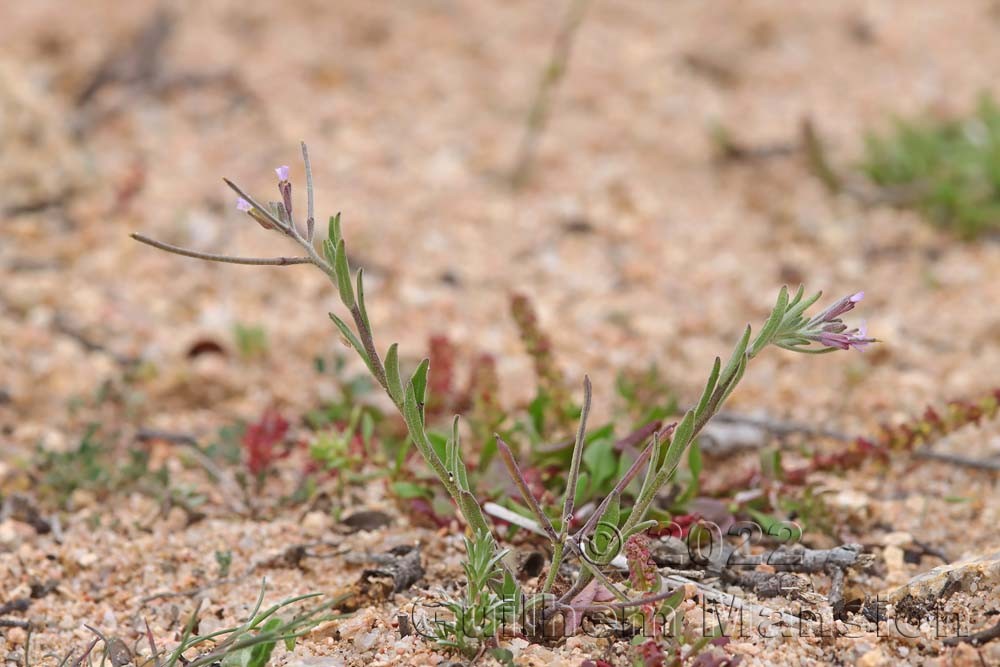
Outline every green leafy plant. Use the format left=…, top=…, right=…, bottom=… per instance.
left=862, top=94, right=1000, bottom=239
left=133, top=145, right=876, bottom=654
left=33, top=424, right=169, bottom=506
left=234, top=323, right=269, bottom=360
left=215, top=549, right=234, bottom=578
left=427, top=530, right=520, bottom=657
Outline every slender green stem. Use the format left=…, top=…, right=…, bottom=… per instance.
left=543, top=377, right=592, bottom=592
left=542, top=542, right=564, bottom=594
left=560, top=376, right=592, bottom=538
left=349, top=304, right=388, bottom=391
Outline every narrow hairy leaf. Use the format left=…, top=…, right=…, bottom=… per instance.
left=334, top=239, right=355, bottom=309
left=663, top=409, right=695, bottom=471
left=384, top=343, right=404, bottom=406
left=782, top=289, right=823, bottom=326
left=786, top=284, right=805, bottom=310
left=601, top=495, right=620, bottom=530
left=410, top=358, right=430, bottom=424
left=719, top=325, right=752, bottom=387
left=593, top=497, right=619, bottom=557
left=622, top=519, right=659, bottom=540
left=638, top=429, right=665, bottom=505
left=452, top=416, right=469, bottom=490
left=322, top=238, right=337, bottom=268
left=694, top=356, right=721, bottom=418
left=673, top=410, right=695, bottom=450
left=750, top=285, right=789, bottom=357
left=402, top=381, right=426, bottom=446
left=328, top=313, right=371, bottom=370
left=719, top=353, right=748, bottom=404
left=356, top=268, right=371, bottom=331
left=445, top=422, right=458, bottom=477
left=328, top=213, right=342, bottom=246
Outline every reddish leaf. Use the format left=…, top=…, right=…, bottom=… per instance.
left=634, top=639, right=665, bottom=667
left=243, top=408, right=290, bottom=476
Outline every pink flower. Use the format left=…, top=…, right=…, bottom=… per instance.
left=776, top=290, right=877, bottom=354
left=814, top=324, right=874, bottom=351
left=854, top=322, right=871, bottom=351
left=236, top=196, right=275, bottom=230
left=809, top=290, right=864, bottom=326
left=274, top=166, right=292, bottom=216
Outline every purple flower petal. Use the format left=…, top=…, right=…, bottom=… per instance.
left=818, top=332, right=850, bottom=350
left=275, top=165, right=290, bottom=181
left=236, top=197, right=252, bottom=212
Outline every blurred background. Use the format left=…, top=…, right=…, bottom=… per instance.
left=2, top=0, right=999, bottom=458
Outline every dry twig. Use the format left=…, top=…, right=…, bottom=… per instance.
left=510, top=0, right=593, bottom=186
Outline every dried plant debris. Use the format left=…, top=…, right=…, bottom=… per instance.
left=335, top=545, right=425, bottom=612
left=1, top=493, right=52, bottom=534
left=340, top=510, right=393, bottom=533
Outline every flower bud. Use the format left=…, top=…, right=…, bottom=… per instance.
left=275, top=165, right=292, bottom=218
left=236, top=197, right=275, bottom=230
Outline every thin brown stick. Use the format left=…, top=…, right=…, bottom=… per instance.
left=943, top=618, right=1000, bottom=647
left=143, top=618, right=160, bottom=666
left=713, top=412, right=852, bottom=442
left=136, top=428, right=198, bottom=446
left=69, top=638, right=101, bottom=667
left=53, top=315, right=138, bottom=365
left=495, top=435, right=558, bottom=540
left=914, top=448, right=1000, bottom=472
left=801, top=116, right=842, bottom=193
left=580, top=582, right=685, bottom=611
left=131, top=234, right=310, bottom=266
left=828, top=566, right=846, bottom=619
left=139, top=574, right=250, bottom=603
left=510, top=0, right=593, bottom=186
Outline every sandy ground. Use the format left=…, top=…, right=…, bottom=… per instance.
left=2, top=1, right=1000, bottom=665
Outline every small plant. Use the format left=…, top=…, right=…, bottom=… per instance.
left=133, top=145, right=876, bottom=656
left=33, top=424, right=169, bottom=506
left=234, top=323, right=269, bottom=360
left=861, top=94, right=1000, bottom=238
left=71, top=581, right=341, bottom=667
left=215, top=549, right=234, bottom=578
left=426, top=530, right=520, bottom=657
left=241, top=408, right=290, bottom=490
